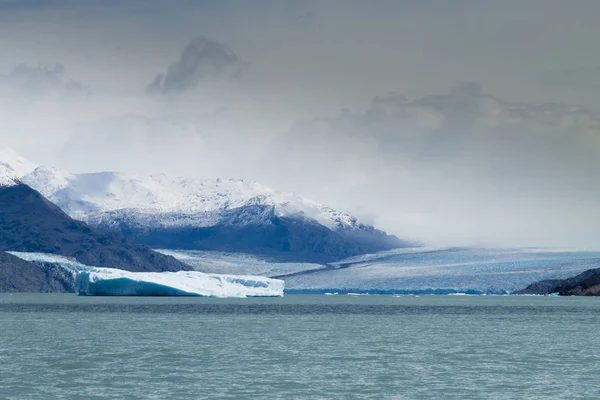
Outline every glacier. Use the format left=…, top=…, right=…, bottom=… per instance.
left=157, top=247, right=600, bottom=294
left=156, top=249, right=324, bottom=277
left=8, top=252, right=284, bottom=297
left=8, top=247, right=600, bottom=295
left=282, top=247, right=600, bottom=294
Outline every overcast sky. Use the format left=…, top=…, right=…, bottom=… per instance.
left=1, top=0, right=600, bottom=247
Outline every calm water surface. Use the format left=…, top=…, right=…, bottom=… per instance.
left=1, top=294, right=599, bottom=399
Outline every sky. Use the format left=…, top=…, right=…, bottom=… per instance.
left=1, top=0, right=600, bottom=247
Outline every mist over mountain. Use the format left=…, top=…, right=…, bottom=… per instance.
left=2, top=1, right=600, bottom=252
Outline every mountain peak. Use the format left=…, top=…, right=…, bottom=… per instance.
left=22, top=170, right=361, bottom=230
left=0, top=148, right=38, bottom=187
left=0, top=167, right=19, bottom=187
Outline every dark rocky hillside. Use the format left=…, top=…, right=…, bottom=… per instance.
left=0, top=184, right=191, bottom=273
left=94, top=205, right=406, bottom=263
left=517, top=267, right=600, bottom=296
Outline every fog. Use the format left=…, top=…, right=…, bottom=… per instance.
left=1, top=0, right=600, bottom=247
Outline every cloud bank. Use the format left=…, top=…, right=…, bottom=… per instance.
left=263, top=84, right=600, bottom=246
left=2, top=0, right=600, bottom=248
left=0, top=63, right=88, bottom=98
left=52, top=82, right=600, bottom=248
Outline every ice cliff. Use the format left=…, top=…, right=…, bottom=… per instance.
left=9, top=252, right=284, bottom=297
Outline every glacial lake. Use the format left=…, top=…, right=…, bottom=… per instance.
left=1, top=294, right=599, bottom=399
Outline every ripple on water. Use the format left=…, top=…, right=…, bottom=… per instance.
left=0, top=294, right=599, bottom=399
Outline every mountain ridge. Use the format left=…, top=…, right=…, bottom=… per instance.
left=21, top=163, right=408, bottom=262
left=23, top=167, right=374, bottom=231
left=0, top=183, right=192, bottom=272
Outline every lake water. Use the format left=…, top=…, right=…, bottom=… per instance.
left=1, top=294, right=599, bottom=399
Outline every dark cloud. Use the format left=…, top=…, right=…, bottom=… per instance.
left=146, top=36, right=241, bottom=95
left=0, top=63, right=88, bottom=97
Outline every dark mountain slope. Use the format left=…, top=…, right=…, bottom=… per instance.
left=97, top=204, right=406, bottom=263
left=517, top=267, right=600, bottom=295
left=0, top=184, right=191, bottom=272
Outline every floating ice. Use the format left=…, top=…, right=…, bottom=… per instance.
left=76, top=268, right=284, bottom=297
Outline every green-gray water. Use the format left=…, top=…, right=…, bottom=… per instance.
left=1, top=294, right=599, bottom=399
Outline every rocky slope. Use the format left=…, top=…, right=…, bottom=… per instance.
left=518, top=267, right=600, bottom=295
left=0, top=182, right=191, bottom=273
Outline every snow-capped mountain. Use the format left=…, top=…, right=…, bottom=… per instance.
left=0, top=165, right=18, bottom=187
left=9, top=151, right=405, bottom=262
left=0, top=148, right=37, bottom=187
left=23, top=167, right=363, bottom=230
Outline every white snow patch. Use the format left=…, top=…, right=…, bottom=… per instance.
left=7, top=251, right=92, bottom=272
left=0, top=165, right=19, bottom=187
